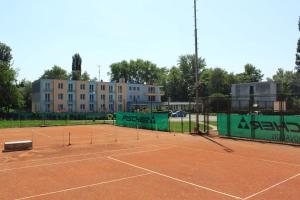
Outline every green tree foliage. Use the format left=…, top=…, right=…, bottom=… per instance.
left=178, top=54, right=206, bottom=99
left=0, top=42, right=13, bottom=63
left=72, top=53, right=82, bottom=80
left=296, top=17, right=300, bottom=72
left=165, top=67, right=183, bottom=101
left=109, top=59, right=165, bottom=84
left=18, top=79, right=32, bottom=111
left=81, top=71, right=91, bottom=81
left=0, top=42, right=23, bottom=112
left=237, top=64, right=263, bottom=83
left=40, top=65, right=69, bottom=80
left=271, top=68, right=294, bottom=94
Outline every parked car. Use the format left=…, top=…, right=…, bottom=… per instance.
left=171, top=110, right=186, bottom=117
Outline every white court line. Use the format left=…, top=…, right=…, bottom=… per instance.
left=0, top=142, right=167, bottom=167
left=242, top=173, right=300, bottom=200
left=15, top=172, right=152, bottom=200
left=0, top=146, right=174, bottom=173
left=107, top=156, right=242, bottom=200
left=178, top=145, right=300, bottom=168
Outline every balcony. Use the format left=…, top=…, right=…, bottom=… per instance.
left=145, top=91, right=165, bottom=96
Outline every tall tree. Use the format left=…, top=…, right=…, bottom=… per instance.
left=271, top=68, right=294, bottom=94
left=0, top=42, right=23, bottom=112
left=165, top=67, right=183, bottom=101
left=40, top=65, right=69, bottom=80
left=81, top=71, right=91, bottom=81
left=296, top=17, right=300, bottom=72
left=237, top=64, right=263, bottom=83
left=0, top=42, right=13, bottom=63
left=178, top=54, right=206, bottom=99
left=18, top=79, right=32, bottom=111
left=109, top=59, right=165, bottom=84
left=72, top=53, right=82, bottom=80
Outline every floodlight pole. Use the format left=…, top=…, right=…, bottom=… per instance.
left=194, top=0, right=200, bottom=134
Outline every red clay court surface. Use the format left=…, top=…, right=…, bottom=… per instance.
left=0, top=125, right=299, bottom=200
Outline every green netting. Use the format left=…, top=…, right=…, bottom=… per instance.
left=116, top=112, right=169, bottom=131
left=217, top=114, right=300, bottom=144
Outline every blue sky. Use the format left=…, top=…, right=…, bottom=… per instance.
left=0, top=0, right=299, bottom=81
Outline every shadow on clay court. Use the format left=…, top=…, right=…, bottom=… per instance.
left=200, top=135, right=234, bottom=153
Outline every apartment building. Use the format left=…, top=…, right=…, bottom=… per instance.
left=32, top=78, right=164, bottom=113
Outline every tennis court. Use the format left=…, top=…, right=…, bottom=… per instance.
left=0, top=125, right=299, bottom=200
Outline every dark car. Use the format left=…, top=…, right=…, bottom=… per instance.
left=171, top=110, right=186, bottom=117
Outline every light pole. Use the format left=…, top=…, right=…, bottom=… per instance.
left=194, top=0, right=200, bottom=134
left=98, top=65, right=101, bottom=81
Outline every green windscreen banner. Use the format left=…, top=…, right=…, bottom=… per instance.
left=217, top=114, right=300, bottom=144
left=116, top=112, right=169, bottom=131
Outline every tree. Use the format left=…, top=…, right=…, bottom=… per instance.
left=0, top=42, right=23, bottom=112
left=0, top=42, right=13, bottom=63
left=271, top=68, right=294, bottom=94
left=296, top=17, right=300, bottom=72
left=237, top=64, right=263, bottom=83
left=72, top=53, right=82, bottom=80
left=81, top=71, right=90, bottom=81
left=18, top=79, right=32, bottom=111
left=178, top=54, right=206, bottom=100
left=109, top=59, right=165, bottom=84
left=165, top=67, right=183, bottom=101
left=40, top=65, right=69, bottom=80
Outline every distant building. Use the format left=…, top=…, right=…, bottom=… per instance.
left=32, top=78, right=164, bottom=113
left=231, top=81, right=277, bottom=111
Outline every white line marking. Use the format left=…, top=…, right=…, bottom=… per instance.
left=178, top=146, right=300, bottom=167
left=15, top=172, right=152, bottom=200
left=0, top=143, right=167, bottom=167
left=242, top=173, right=300, bottom=200
left=107, top=156, right=242, bottom=199
left=0, top=146, right=174, bottom=173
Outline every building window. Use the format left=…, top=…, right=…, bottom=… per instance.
left=133, top=87, right=136, bottom=91
left=80, top=84, right=85, bottom=90
left=118, top=86, right=122, bottom=93
left=101, top=94, right=106, bottom=101
left=89, top=84, right=94, bottom=92
left=68, top=94, right=73, bottom=102
left=130, top=95, right=132, bottom=100
left=80, top=94, right=85, bottom=100
left=137, top=87, right=140, bottom=91
left=118, top=95, right=122, bottom=102
left=109, top=95, right=113, bottom=102
left=101, top=85, right=105, bottom=91
left=137, top=96, right=140, bottom=100
left=118, top=104, right=122, bottom=111
left=80, top=104, right=85, bottom=111
left=58, top=93, right=64, bottom=100
left=68, top=83, right=73, bottom=91
left=45, top=93, right=50, bottom=102
left=68, top=104, right=73, bottom=112
left=58, top=83, right=63, bottom=89
left=46, top=104, right=50, bottom=112
left=100, top=104, right=105, bottom=111
left=90, top=94, right=94, bottom=102
left=148, top=96, right=156, bottom=102
left=45, top=83, right=50, bottom=91
left=109, top=85, right=113, bottom=93
left=129, top=86, right=131, bottom=91
left=58, top=104, right=64, bottom=111
left=109, top=104, right=114, bottom=111
left=89, top=104, right=94, bottom=112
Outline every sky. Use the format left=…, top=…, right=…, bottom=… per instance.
left=0, top=0, right=299, bottom=82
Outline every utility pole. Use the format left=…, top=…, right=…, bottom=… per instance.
left=194, top=0, right=200, bottom=134
left=98, top=65, right=101, bottom=81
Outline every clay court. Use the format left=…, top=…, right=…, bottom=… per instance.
left=0, top=124, right=299, bottom=200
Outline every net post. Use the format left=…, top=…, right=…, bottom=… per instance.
left=68, top=132, right=71, bottom=146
